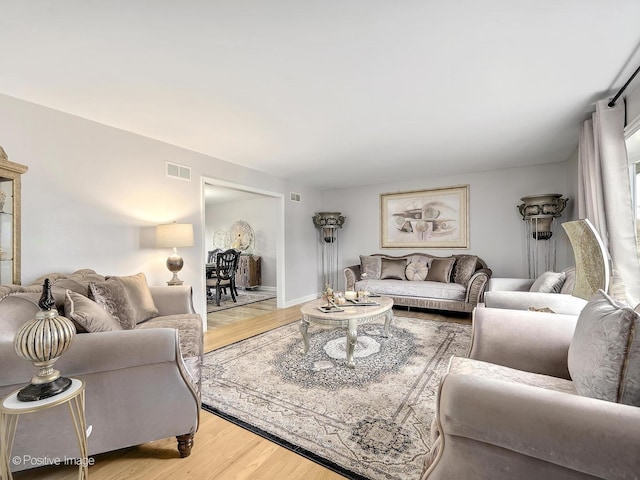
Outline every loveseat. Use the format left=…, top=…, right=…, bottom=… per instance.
left=483, top=267, right=591, bottom=315
left=343, top=253, right=492, bottom=313
left=0, top=269, right=202, bottom=473
left=422, top=290, right=640, bottom=479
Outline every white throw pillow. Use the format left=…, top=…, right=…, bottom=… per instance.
left=405, top=261, right=428, bottom=281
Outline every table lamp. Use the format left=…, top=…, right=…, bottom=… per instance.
left=156, top=222, right=194, bottom=285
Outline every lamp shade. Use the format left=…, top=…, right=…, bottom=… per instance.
left=156, top=223, right=194, bottom=248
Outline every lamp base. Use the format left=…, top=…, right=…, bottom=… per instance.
left=17, top=376, right=72, bottom=402
left=167, top=272, right=184, bottom=286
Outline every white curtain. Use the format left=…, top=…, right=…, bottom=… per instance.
left=578, top=98, right=640, bottom=306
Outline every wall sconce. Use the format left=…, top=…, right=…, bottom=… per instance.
left=517, top=194, right=568, bottom=277
left=156, top=222, right=194, bottom=285
left=312, top=212, right=346, bottom=289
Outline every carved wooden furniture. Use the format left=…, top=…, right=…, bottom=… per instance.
left=235, top=255, right=261, bottom=289
left=0, top=159, right=28, bottom=285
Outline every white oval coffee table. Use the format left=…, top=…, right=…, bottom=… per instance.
left=299, top=296, right=394, bottom=368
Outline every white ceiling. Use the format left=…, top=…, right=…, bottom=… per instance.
left=1, top=1, right=640, bottom=190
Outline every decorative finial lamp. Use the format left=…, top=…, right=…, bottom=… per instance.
left=517, top=194, right=568, bottom=278
left=156, top=222, right=194, bottom=285
left=14, top=279, right=76, bottom=401
left=312, top=212, right=346, bottom=290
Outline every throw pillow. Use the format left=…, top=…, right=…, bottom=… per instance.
left=405, top=261, right=428, bottom=281
left=106, top=272, right=159, bottom=324
left=452, top=255, right=478, bottom=286
left=64, top=290, right=123, bottom=333
left=568, top=289, right=640, bottom=406
left=360, top=255, right=382, bottom=280
left=425, top=257, right=455, bottom=283
left=89, top=280, right=137, bottom=330
left=380, top=258, right=407, bottom=280
left=529, top=271, right=566, bottom=293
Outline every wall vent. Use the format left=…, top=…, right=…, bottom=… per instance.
left=166, top=162, right=191, bottom=181
left=290, top=192, right=301, bottom=203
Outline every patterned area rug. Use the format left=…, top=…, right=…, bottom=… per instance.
left=206, top=289, right=276, bottom=313
left=201, top=316, right=471, bottom=479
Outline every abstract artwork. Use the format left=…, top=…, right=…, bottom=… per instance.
left=380, top=185, right=469, bottom=248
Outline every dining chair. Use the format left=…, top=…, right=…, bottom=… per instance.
left=207, top=249, right=240, bottom=306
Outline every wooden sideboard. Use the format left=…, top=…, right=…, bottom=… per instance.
left=235, top=255, right=261, bottom=289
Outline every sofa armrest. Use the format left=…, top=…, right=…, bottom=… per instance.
left=483, top=290, right=588, bottom=315
left=343, top=265, right=360, bottom=291
left=0, top=328, right=181, bottom=388
left=429, top=374, right=640, bottom=480
left=149, top=285, right=195, bottom=315
left=487, top=277, right=534, bottom=292
left=469, top=307, right=577, bottom=379
left=465, top=268, right=491, bottom=305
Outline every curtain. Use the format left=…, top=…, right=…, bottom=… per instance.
left=578, top=98, right=640, bottom=306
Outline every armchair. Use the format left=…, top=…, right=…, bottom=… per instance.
left=484, top=218, right=611, bottom=315
left=422, top=291, right=640, bottom=479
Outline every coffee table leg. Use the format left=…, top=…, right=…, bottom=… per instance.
left=346, top=318, right=358, bottom=368
left=384, top=310, right=394, bottom=338
left=300, top=318, right=310, bottom=354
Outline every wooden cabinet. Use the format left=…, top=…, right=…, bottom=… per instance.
left=235, top=255, right=261, bottom=289
left=0, top=158, right=28, bottom=285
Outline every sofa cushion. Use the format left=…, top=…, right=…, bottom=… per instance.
left=452, top=255, right=478, bottom=286
left=426, top=257, right=455, bottom=283
left=89, top=280, right=137, bottom=330
left=106, top=273, right=159, bottom=324
left=360, top=255, right=382, bottom=280
left=449, top=356, right=577, bottom=395
left=568, top=289, right=640, bottom=406
left=530, top=271, right=566, bottom=293
left=380, top=258, right=407, bottom=280
left=405, top=261, right=428, bottom=281
left=64, top=290, right=123, bottom=333
left=355, top=279, right=466, bottom=301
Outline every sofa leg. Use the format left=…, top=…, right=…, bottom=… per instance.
left=176, top=433, right=195, bottom=458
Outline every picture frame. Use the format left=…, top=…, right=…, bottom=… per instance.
left=380, top=185, right=469, bottom=248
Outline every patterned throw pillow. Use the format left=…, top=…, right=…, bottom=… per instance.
left=568, top=289, right=640, bottom=406
left=106, top=273, right=159, bottom=324
left=64, top=290, right=123, bottom=333
left=89, top=280, right=137, bottom=330
left=360, top=255, right=382, bottom=280
left=405, top=261, right=428, bottom=281
left=452, top=255, right=478, bottom=286
left=530, top=271, right=566, bottom=293
left=380, top=258, right=407, bottom=280
left=425, top=258, right=456, bottom=283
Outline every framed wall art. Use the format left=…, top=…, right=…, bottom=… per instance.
left=380, top=185, right=469, bottom=248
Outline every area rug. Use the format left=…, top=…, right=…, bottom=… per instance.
left=206, top=289, right=276, bottom=313
left=200, top=316, right=471, bottom=480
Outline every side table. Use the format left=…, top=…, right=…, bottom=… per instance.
left=0, top=378, right=88, bottom=480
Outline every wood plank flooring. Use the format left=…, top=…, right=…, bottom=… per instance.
left=14, top=300, right=469, bottom=480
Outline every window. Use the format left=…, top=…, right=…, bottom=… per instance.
left=626, top=127, right=640, bottom=254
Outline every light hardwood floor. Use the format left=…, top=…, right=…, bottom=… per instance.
left=15, top=300, right=469, bottom=479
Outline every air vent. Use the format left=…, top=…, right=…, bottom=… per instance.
left=166, top=162, right=191, bottom=181
left=290, top=192, right=301, bottom=203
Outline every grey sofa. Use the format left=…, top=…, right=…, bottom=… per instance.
left=0, top=269, right=202, bottom=473
left=422, top=291, right=640, bottom=479
left=343, top=253, right=492, bottom=313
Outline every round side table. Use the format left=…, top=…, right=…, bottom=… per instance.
left=0, top=378, right=88, bottom=480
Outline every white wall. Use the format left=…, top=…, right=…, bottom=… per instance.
left=322, top=161, right=575, bottom=288
left=205, top=196, right=278, bottom=288
left=0, top=93, right=322, bottom=320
